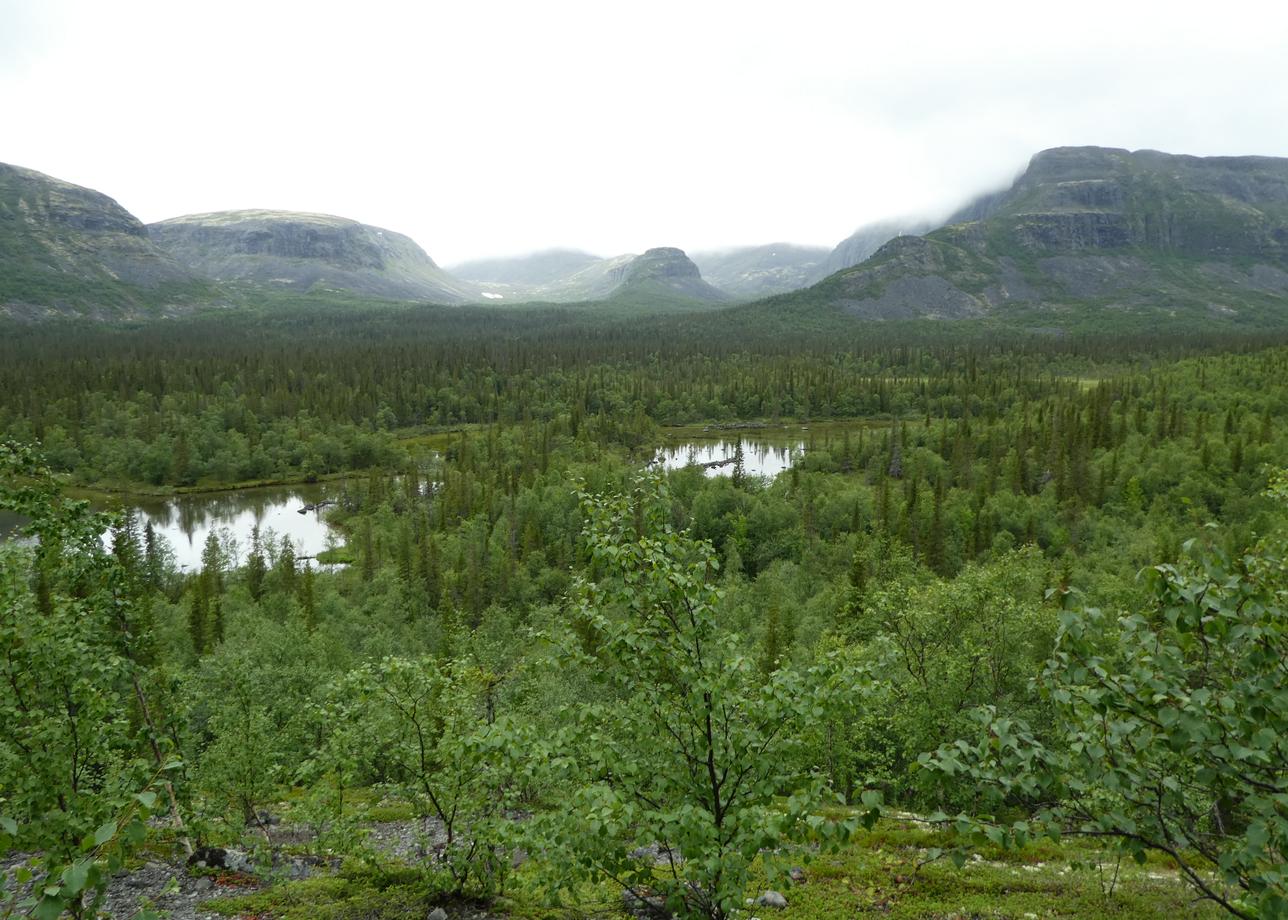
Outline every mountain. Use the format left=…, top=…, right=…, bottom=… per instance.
left=0, top=162, right=206, bottom=317
left=149, top=210, right=477, bottom=304
left=691, top=243, right=829, bottom=298
left=809, top=219, right=935, bottom=282
left=609, top=247, right=731, bottom=306
left=795, top=147, right=1288, bottom=325
left=450, top=247, right=728, bottom=307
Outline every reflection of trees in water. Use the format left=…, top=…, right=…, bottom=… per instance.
left=660, top=439, right=805, bottom=477
left=133, top=484, right=328, bottom=543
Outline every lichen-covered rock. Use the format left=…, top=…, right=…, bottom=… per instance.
left=755, top=889, right=788, bottom=908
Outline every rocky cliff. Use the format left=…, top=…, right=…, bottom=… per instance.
left=0, top=163, right=203, bottom=317
left=613, top=247, right=731, bottom=304
left=149, top=210, right=477, bottom=304
left=809, top=219, right=934, bottom=283
left=810, top=147, right=1288, bottom=322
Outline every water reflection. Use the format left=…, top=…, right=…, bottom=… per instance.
left=654, top=439, right=805, bottom=479
left=120, top=484, right=342, bottom=571
left=0, top=483, right=344, bottom=572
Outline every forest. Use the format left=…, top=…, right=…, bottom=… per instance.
left=2, top=306, right=1287, bottom=920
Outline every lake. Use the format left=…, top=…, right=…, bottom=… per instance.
left=654, top=434, right=806, bottom=478
left=0, top=481, right=346, bottom=572
left=0, top=424, right=881, bottom=568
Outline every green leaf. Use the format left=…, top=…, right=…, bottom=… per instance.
left=34, top=896, right=65, bottom=920
left=93, top=821, right=117, bottom=846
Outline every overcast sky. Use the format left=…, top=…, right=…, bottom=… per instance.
left=4, top=0, right=1288, bottom=264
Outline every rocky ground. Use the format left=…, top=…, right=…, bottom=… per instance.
left=1, top=852, right=251, bottom=920
left=0, top=813, right=482, bottom=919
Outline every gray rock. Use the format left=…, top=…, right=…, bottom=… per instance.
left=427, top=908, right=448, bottom=920
left=755, top=890, right=788, bottom=909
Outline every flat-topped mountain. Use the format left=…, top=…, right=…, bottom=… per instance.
left=691, top=243, right=829, bottom=298
left=149, top=210, right=476, bottom=304
left=0, top=162, right=204, bottom=317
left=801, top=146, right=1288, bottom=323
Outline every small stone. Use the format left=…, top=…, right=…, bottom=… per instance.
left=755, top=890, right=788, bottom=909
left=427, top=908, right=448, bottom=920
left=193, top=876, right=214, bottom=892
left=623, top=889, right=670, bottom=918
left=788, top=866, right=806, bottom=883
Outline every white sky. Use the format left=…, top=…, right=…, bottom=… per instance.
left=4, top=0, right=1288, bottom=264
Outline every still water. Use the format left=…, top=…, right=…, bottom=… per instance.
left=0, top=482, right=344, bottom=572
left=654, top=437, right=805, bottom=478
left=0, top=429, right=834, bottom=570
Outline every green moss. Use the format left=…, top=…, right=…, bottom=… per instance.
left=205, top=817, right=1228, bottom=920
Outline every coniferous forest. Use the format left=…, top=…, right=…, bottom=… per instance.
left=3, top=303, right=1287, bottom=919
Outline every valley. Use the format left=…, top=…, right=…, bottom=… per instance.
left=3, top=145, right=1288, bottom=920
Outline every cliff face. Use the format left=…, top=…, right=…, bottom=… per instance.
left=961, top=147, right=1288, bottom=257
left=0, top=163, right=202, bottom=317
left=810, top=219, right=933, bottom=282
left=815, top=147, right=1288, bottom=321
left=148, top=210, right=477, bottom=304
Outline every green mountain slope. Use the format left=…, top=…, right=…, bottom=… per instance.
left=610, top=247, right=731, bottom=306
left=783, top=147, right=1288, bottom=328
left=809, top=219, right=934, bottom=283
left=0, top=162, right=209, bottom=318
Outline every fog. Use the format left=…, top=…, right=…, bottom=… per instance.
left=3, top=0, right=1287, bottom=263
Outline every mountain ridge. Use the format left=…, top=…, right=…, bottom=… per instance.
left=149, top=209, right=477, bottom=304
left=794, top=146, right=1288, bottom=325
left=0, top=162, right=208, bottom=317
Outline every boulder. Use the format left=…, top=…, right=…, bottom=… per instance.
left=755, top=890, right=788, bottom=909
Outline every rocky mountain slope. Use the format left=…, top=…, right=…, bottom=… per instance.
left=809, top=219, right=934, bottom=283
left=690, top=243, right=829, bottom=298
left=614, top=247, right=731, bottom=305
left=0, top=162, right=205, bottom=317
left=801, top=147, right=1288, bottom=323
left=149, top=210, right=477, bottom=304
